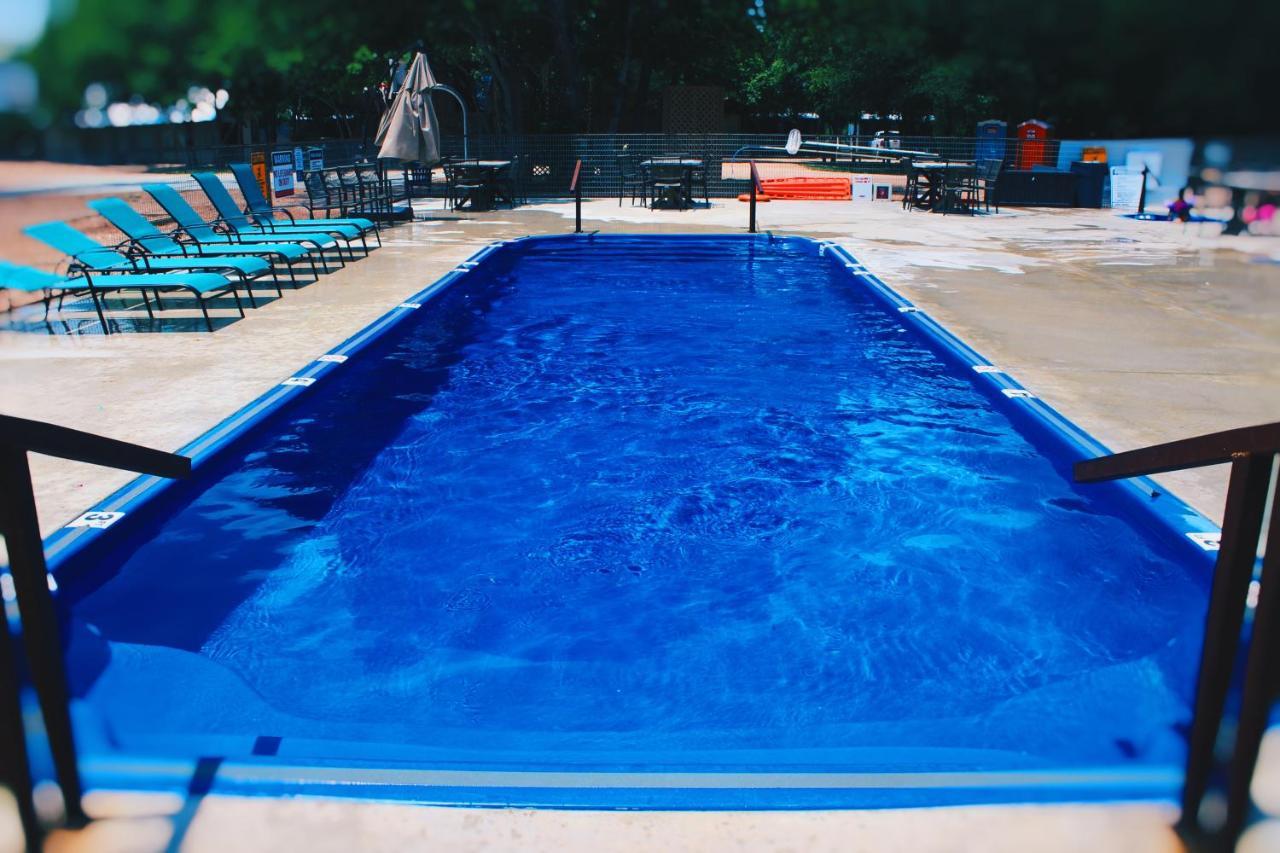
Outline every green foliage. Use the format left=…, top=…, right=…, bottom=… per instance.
left=21, top=0, right=1280, bottom=138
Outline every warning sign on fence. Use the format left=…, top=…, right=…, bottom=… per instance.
left=271, top=150, right=295, bottom=198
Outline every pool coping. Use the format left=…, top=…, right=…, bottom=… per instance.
left=34, top=232, right=1221, bottom=805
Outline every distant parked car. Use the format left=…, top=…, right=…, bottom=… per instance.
left=870, top=131, right=902, bottom=150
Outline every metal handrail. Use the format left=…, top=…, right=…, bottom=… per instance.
left=0, top=415, right=190, bottom=850
left=1076, top=421, right=1280, bottom=849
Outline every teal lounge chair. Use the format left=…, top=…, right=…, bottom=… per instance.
left=25, top=221, right=272, bottom=306
left=1, top=258, right=241, bottom=334
left=142, top=183, right=338, bottom=274
left=0, top=260, right=87, bottom=319
left=88, top=197, right=311, bottom=291
left=229, top=162, right=380, bottom=248
left=190, top=172, right=360, bottom=262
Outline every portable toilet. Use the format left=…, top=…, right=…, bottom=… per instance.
left=1016, top=119, right=1052, bottom=170
left=975, top=120, right=1007, bottom=163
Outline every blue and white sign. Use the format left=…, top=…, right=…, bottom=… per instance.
left=271, top=149, right=296, bottom=198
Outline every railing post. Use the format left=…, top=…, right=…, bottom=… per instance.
left=570, top=159, right=583, bottom=234
left=1179, top=453, right=1271, bottom=830
left=0, top=444, right=89, bottom=831
left=1225, top=499, right=1280, bottom=842
left=749, top=160, right=760, bottom=234
left=0, top=607, right=43, bottom=849
left=1075, top=422, right=1280, bottom=848
left=1137, top=164, right=1150, bottom=216
left=0, top=415, right=191, bottom=851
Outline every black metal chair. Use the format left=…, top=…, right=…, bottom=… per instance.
left=336, top=166, right=363, bottom=214
left=901, top=158, right=920, bottom=210
left=403, top=163, right=433, bottom=199
left=490, top=155, right=526, bottom=207
left=352, top=163, right=385, bottom=216
left=648, top=162, right=688, bottom=210
left=616, top=155, right=644, bottom=207
left=301, top=170, right=343, bottom=218
left=447, top=163, right=487, bottom=210
left=943, top=162, right=981, bottom=215
left=689, top=155, right=711, bottom=206
left=980, top=159, right=1003, bottom=213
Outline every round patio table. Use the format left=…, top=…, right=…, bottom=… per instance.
left=639, top=159, right=704, bottom=208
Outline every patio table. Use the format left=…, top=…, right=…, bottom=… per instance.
left=453, top=160, right=514, bottom=211
left=910, top=161, right=977, bottom=212
left=640, top=158, right=704, bottom=208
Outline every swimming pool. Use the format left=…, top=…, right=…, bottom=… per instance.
left=46, top=235, right=1218, bottom=808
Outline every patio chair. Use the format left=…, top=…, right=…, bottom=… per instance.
left=901, top=158, right=920, bottom=210
left=300, top=169, right=347, bottom=218
left=648, top=162, right=689, bottom=210
left=25, top=220, right=271, bottom=307
left=361, top=162, right=400, bottom=217
left=190, top=172, right=358, bottom=263
left=445, top=163, right=487, bottom=211
left=979, top=159, right=1002, bottom=213
left=142, top=183, right=328, bottom=277
left=229, top=162, right=379, bottom=247
left=690, top=158, right=711, bottom=206
left=4, top=253, right=243, bottom=334
left=439, top=160, right=460, bottom=210
left=493, top=156, right=524, bottom=207
left=942, top=163, right=981, bottom=215
left=616, top=155, right=645, bottom=207
left=86, top=197, right=311, bottom=292
left=312, top=168, right=358, bottom=216
left=403, top=163, right=433, bottom=199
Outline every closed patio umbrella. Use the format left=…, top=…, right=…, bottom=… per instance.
left=375, top=52, right=441, bottom=164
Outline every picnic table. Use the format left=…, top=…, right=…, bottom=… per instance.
left=453, top=159, right=514, bottom=211
left=640, top=158, right=704, bottom=208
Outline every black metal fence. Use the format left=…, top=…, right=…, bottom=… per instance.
left=55, top=130, right=1071, bottom=197
left=432, top=132, right=1063, bottom=199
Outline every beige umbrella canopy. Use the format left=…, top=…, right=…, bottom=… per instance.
left=375, top=52, right=441, bottom=164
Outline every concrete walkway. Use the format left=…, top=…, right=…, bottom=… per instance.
left=1, top=194, right=1279, bottom=851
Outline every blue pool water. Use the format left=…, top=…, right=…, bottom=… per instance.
left=59, top=236, right=1210, bottom=804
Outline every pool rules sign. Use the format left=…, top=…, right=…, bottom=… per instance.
left=271, top=149, right=296, bottom=199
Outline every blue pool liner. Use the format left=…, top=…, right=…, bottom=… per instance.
left=30, top=233, right=1221, bottom=808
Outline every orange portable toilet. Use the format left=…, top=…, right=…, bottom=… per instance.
left=1016, top=119, right=1052, bottom=170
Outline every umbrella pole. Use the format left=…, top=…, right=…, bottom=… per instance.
left=431, top=84, right=469, bottom=160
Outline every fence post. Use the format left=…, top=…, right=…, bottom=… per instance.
left=570, top=159, right=583, bottom=233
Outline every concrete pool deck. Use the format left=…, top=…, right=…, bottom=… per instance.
left=1, top=186, right=1279, bottom=851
